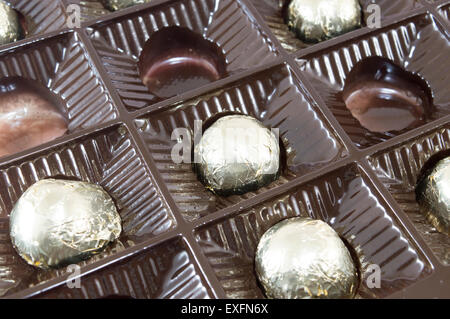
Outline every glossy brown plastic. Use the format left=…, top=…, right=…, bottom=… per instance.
left=0, top=0, right=447, bottom=299
left=3, top=0, right=67, bottom=44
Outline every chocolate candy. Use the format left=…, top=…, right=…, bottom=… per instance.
left=255, top=217, right=358, bottom=299
left=0, top=1, right=23, bottom=45
left=138, top=26, right=227, bottom=99
left=0, top=77, right=68, bottom=158
left=194, top=115, right=280, bottom=196
left=9, top=179, right=122, bottom=269
left=342, top=57, right=433, bottom=133
left=416, top=156, right=450, bottom=236
left=285, top=0, right=361, bottom=43
left=101, top=0, right=149, bottom=11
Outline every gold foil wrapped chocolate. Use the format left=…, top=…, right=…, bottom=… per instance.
left=255, top=217, right=358, bottom=299
left=416, top=157, right=450, bottom=235
left=101, top=0, right=150, bottom=11
left=9, top=179, right=122, bottom=269
left=194, top=115, right=280, bottom=196
left=0, top=1, right=23, bottom=46
left=286, top=0, right=362, bottom=43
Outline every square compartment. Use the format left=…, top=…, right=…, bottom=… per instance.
left=36, top=236, right=212, bottom=299
left=3, top=0, right=68, bottom=47
left=135, top=63, right=346, bottom=222
left=297, top=13, right=450, bottom=149
left=368, top=125, right=450, bottom=265
left=0, top=125, right=176, bottom=297
left=248, top=0, right=423, bottom=53
left=87, top=0, right=279, bottom=111
left=194, top=163, right=431, bottom=299
left=0, top=31, right=119, bottom=161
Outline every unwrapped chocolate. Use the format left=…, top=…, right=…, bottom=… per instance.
left=138, top=26, right=227, bottom=99
left=343, top=57, right=432, bottom=133
left=0, top=77, right=68, bottom=158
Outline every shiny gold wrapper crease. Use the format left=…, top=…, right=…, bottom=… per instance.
left=193, top=115, right=280, bottom=196
left=101, top=0, right=150, bottom=11
left=255, top=217, right=358, bottom=299
left=416, top=157, right=450, bottom=236
left=9, top=179, right=122, bottom=269
left=0, top=1, right=23, bottom=46
left=286, top=0, right=362, bottom=43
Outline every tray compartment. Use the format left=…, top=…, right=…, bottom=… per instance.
left=0, top=125, right=175, bottom=297
left=135, top=63, right=346, bottom=222
left=36, top=237, right=212, bottom=299
left=297, top=13, right=450, bottom=149
left=2, top=0, right=68, bottom=47
left=87, top=0, right=279, bottom=111
left=0, top=31, right=118, bottom=162
left=368, top=125, right=450, bottom=265
left=248, top=0, right=423, bottom=53
left=194, top=163, right=431, bottom=298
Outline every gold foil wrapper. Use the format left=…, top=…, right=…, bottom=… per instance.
left=9, top=179, right=122, bottom=269
left=194, top=115, right=280, bottom=196
left=0, top=1, right=23, bottom=46
left=255, top=217, right=358, bottom=299
left=416, top=157, right=450, bottom=235
left=101, top=0, right=150, bottom=11
left=286, top=0, right=362, bottom=43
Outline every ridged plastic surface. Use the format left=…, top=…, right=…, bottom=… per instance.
left=8, top=0, right=67, bottom=38
left=195, top=164, right=431, bottom=298
left=248, top=0, right=424, bottom=53
left=297, top=13, right=450, bottom=149
left=136, top=64, right=345, bottom=222
left=87, top=0, right=279, bottom=110
left=369, top=126, right=450, bottom=265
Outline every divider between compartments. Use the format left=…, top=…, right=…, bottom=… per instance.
left=6, top=229, right=182, bottom=298
left=359, top=114, right=450, bottom=159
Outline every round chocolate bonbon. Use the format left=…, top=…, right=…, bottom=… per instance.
left=255, top=217, right=358, bottom=299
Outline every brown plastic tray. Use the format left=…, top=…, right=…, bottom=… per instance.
left=85, top=0, right=279, bottom=110
left=247, top=0, right=425, bottom=53
left=438, top=2, right=450, bottom=22
left=296, top=12, right=450, bottom=149
left=3, top=1, right=68, bottom=46
left=0, top=0, right=447, bottom=299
